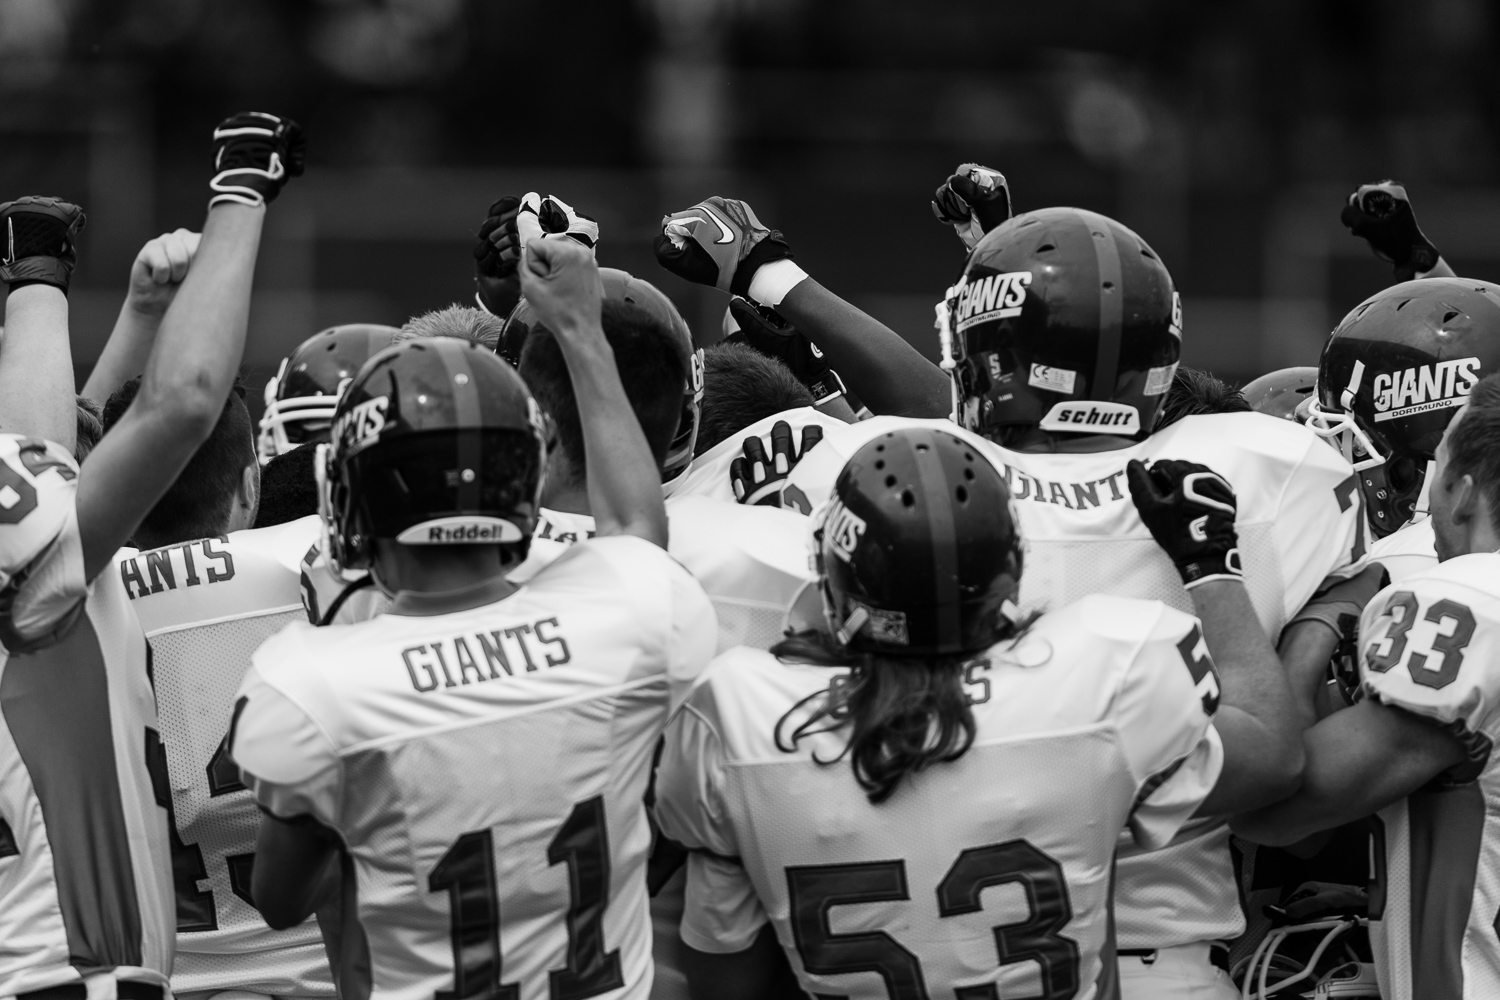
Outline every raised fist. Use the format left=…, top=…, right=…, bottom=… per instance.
left=1126, top=458, right=1242, bottom=589
left=126, top=229, right=202, bottom=317
left=655, top=197, right=793, bottom=297
left=1340, top=180, right=1441, bottom=280
left=0, top=196, right=87, bottom=293
left=932, top=163, right=1011, bottom=250
left=515, top=192, right=599, bottom=252
left=725, top=297, right=845, bottom=405
left=210, top=112, right=306, bottom=209
left=730, top=419, right=825, bottom=506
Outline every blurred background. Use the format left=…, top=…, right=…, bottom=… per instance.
left=3, top=0, right=1498, bottom=410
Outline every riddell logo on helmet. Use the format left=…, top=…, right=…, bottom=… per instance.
left=954, top=271, right=1032, bottom=332
left=823, top=499, right=866, bottom=563
left=1038, top=400, right=1140, bottom=435
left=397, top=516, right=524, bottom=545
left=1371, top=357, right=1481, bottom=422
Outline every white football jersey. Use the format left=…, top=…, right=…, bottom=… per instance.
left=783, top=412, right=1364, bottom=949
left=118, top=528, right=335, bottom=997
left=0, top=436, right=174, bottom=995
left=1357, top=553, right=1500, bottom=1000
left=233, top=536, right=716, bottom=1000
left=1369, top=515, right=1438, bottom=584
left=669, top=407, right=852, bottom=504
left=654, top=595, right=1223, bottom=998
left=266, top=515, right=391, bottom=626
left=510, top=497, right=811, bottom=654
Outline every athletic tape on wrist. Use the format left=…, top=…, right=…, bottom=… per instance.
left=748, top=259, right=809, bottom=308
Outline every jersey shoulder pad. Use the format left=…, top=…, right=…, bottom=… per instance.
left=0, top=437, right=77, bottom=587
left=1151, top=412, right=1349, bottom=508
left=676, top=406, right=857, bottom=505
left=666, top=495, right=813, bottom=602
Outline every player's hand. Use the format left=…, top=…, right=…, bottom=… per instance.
left=1340, top=181, right=1441, bottom=280
left=515, top=192, right=599, bottom=253
left=726, top=297, right=847, bottom=405
left=126, top=228, right=201, bottom=317
left=209, top=111, right=306, bottom=209
left=474, top=195, right=523, bottom=315
left=1126, top=458, right=1242, bottom=589
left=517, top=236, right=603, bottom=338
left=0, top=196, right=87, bottom=294
left=730, top=420, right=825, bottom=506
left=931, top=163, right=1011, bottom=250
left=655, top=196, right=793, bottom=296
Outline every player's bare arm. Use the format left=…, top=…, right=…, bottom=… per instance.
left=253, top=812, right=342, bottom=930
left=77, top=112, right=302, bottom=580
left=654, top=195, right=950, bottom=418
left=519, top=236, right=669, bottom=547
left=1127, top=458, right=1305, bottom=815
left=1278, top=564, right=1390, bottom=729
left=0, top=197, right=88, bottom=450
left=82, top=228, right=201, bottom=402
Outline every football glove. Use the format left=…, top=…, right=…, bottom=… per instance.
left=473, top=195, right=523, bottom=316
left=514, top=192, right=599, bottom=252
left=0, top=197, right=87, bottom=293
left=730, top=419, right=825, bottom=506
left=209, top=112, right=306, bottom=209
left=1340, top=180, right=1441, bottom=281
left=725, top=297, right=846, bottom=405
left=655, top=197, right=793, bottom=297
left=931, top=163, right=1012, bottom=250
left=1126, top=458, right=1243, bottom=589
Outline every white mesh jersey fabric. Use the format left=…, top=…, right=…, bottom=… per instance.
left=123, top=529, right=333, bottom=996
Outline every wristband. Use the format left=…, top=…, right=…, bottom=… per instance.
left=748, top=259, right=809, bottom=308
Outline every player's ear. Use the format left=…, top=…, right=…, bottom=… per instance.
left=240, top=462, right=260, bottom=523
left=1449, top=472, right=1478, bottom=526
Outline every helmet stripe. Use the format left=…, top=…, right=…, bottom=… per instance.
left=908, top=429, right=962, bottom=646
left=1078, top=208, right=1125, bottom=402
left=434, top=344, right=484, bottom=510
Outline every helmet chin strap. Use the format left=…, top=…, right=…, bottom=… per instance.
left=1413, top=460, right=1436, bottom=515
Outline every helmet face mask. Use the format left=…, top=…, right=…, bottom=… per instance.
left=259, top=324, right=401, bottom=464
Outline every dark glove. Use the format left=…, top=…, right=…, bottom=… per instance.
left=210, top=112, right=305, bottom=209
left=730, top=420, right=825, bottom=506
left=725, top=297, right=846, bottom=405
left=655, top=197, right=793, bottom=296
left=931, top=163, right=1012, bottom=250
left=474, top=195, right=522, bottom=315
left=1126, top=459, right=1243, bottom=588
left=0, top=197, right=86, bottom=293
left=1267, top=882, right=1369, bottom=925
left=1340, top=181, right=1441, bottom=281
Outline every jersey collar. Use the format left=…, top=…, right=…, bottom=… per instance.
left=387, top=574, right=518, bottom=617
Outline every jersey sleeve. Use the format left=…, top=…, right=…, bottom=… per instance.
left=1270, top=433, right=1368, bottom=623
left=680, top=852, right=769, bottom=955
left=0, top=439, right=90, bottom=653
left=1111, top=603, right=1225, bottom=850
left=1358, top=567, right=1500, bottom=773
left=231, top=630, right=343, bottom=827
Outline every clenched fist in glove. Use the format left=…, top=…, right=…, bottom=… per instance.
left=931, top=163, right=1012, bottom=250
left=655, top=197, right=795, bottom=298
left=209, top=112, right=305, bottom=209
left=474, top=193, right=597, bottom=316
left=725, top=297, right=846, bottom=405
left=1126, top=459, right=1243, bottom=588
left=0, top=197, right=86, bottom=293
left=730, top=420, right=826, bottom=506
left=1340, top=181, right=1442, bottom=281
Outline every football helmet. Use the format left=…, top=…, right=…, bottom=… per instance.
left=941, top=207, right=1181, bottom=445
left=1306, top=277, right=1500, bottom=537
left=259, top=324, right=399, bottom=462
left=317, top=338, right=546, bottom=579
left=1242, top=366, right=1318, bottom=422
left=813, top=426, right=1020, bottom=657
left=500, top=267, right=703, bottom=486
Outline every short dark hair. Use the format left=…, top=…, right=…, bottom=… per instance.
left=695, top=341, right=815, bottom=456
left=1154, top=365, right=1251, bottom=431
left=75, top=396, right=103, bottom=463
left=253, top=442, right=321, bottom=528
left=518, top=299, right=686, bottom=482
left=1446, top=373, right=1500, bottom=532
left=102, top=378, right=256, bottom=546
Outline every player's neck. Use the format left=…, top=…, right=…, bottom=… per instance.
left=371, top=542, right=519, bottom=614
left=1002, top=428, right=1135, bottom=454
left=540, top=455, right=591, bottom=515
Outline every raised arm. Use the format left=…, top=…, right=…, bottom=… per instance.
left=0, top=197, right=88, bottom=450
left=1341, top=181, right=1457, bottom=282
left=76, top=112, right=303, bottom=579
left=518, top=237, right=668, bottom=547
left=82, top=228, right=201, bottom=402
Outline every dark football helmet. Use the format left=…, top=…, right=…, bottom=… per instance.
left=259, top=324, right=400, bottom=462
left=1242, top=366, right=1318, bottom=422
left=500, top=267, right=703, bottom=486
left=1306, top=278, right=1500, bottom=537
left=815, top=426, right=1020, bottom=656
left=942, top=207, right=1181, bottom=445
left=317, top=338, right=546, bottom=579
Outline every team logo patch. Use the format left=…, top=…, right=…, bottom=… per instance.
left=1169, top=292, right=1183, bottom=338
left=1038, top=400, right=1140, bottom=435
left=954, top=270, right=1032, bottom=332
left=397, top=516, right=525, bottom=545
left=1371, top=356, right=1481, bottom=422
left=823, top=499, right=866, bottom=563
left=850, top=597, right=909, bottom=646
left=1143, top=363, right=1177, bottom=396
left=1028, top=363, right=1076, bottom=394
left=332, top=396, right=388, bottom=456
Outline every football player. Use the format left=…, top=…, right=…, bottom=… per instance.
left=653, top=425, right=1297, bottom=999
left=0, top=111, right=302, bottom=998
left=101, top=379, right=335, bottom=1000
left=1235, top=373, right=1500, bottom=999
left=655, top=197, right=1363, bottom=999
left=232, top=237, right=716, bottom=1000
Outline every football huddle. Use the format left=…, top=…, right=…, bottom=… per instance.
left=0, top=111, right=1496, bottom=1000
